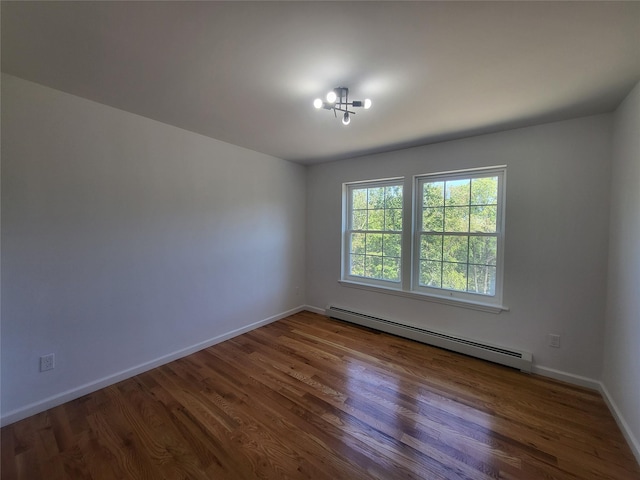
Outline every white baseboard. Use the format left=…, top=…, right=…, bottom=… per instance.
left=599, top=382, right=640, bottom=466
left=1, top=305, right=307, bottom=427
left=302, top=304, right=326, bottom=315
left=531, top=365, right=601, bottom=390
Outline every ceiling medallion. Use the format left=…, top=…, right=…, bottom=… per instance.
left=313, top=87, right=371, bottom=125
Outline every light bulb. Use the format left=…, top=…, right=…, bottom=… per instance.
left=326, top=91, right=337, bottom=104
left=364, top=98, right=372, bottom=109
left=342, top=112, right=351, bottom=125
left=313, top=98, right=323, bottom=109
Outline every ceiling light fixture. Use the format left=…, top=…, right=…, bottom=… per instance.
left=313, top=87, right=371, bottom=125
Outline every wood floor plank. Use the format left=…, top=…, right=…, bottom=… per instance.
left=2, top=311, right=639, bottom=479
left=1, top=427, right=19, bottom=479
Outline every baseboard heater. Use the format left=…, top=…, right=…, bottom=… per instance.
left=326, top=306, right=532, bottom=373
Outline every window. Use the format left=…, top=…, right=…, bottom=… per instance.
left=342, top=167, right=506, bottom=310
left=414, top=168, right=505, bottom=303
left=343, top=179, right=403, bottom=286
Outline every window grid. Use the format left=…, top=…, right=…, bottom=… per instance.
left=346, top=182, right=403, bottom=283
left=418, top=174, right=500, bottom=296
left=343, top=167, right=504, bottom=307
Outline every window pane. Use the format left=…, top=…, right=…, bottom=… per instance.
left=420, top=260, right=441, bottom=287
left=468, top=265, right=496, bottom=295
left=350, top=233, right=366, bottom=254
left=353, top=189, right=367, bottom=209
left=346, top=182, right=403, bottom=284
left=445, top=179, right=470, bottom=206
left=350, top=254, right=365, bottom=277
left=423, top=207, right=443, bottom=232
left=385, top=208, right=402, bottom=231
left=352, top=210, right=367, bottom=230
left=443, top=235, right=468, bottom=263
left=382, top=257, right=401, bottom=281
left=421, top=234, right=442, bottom=261
left=382, top=233, right=401, bottom=257
left=365, top=255, right=383, bottom=279
left=469, top=236, right=497, bottom=266
left=442, top=262, right=467, bottom=291
left=367, top=233, right=383, bottom=255
left=385, top=186, right=403, bottom=208
left=470, top=205, right=497, bottom=233
left=423, top=182, right=444, bottom=207
left=444, top=207, right=469, bottom=232
left=367, top=209, right=384, bottom=230
left=471, top=177, right=498, bottom=205
left=368, top=187, right=385, bottom=209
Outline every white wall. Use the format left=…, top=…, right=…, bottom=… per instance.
left=307, top=115, right=612, bottom=382
left=1, top=74, right=306, bottom=423
left=603, top=81, right=640, bottom=461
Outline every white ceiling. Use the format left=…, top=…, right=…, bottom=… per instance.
left=2, top=1, right=639, bottom=165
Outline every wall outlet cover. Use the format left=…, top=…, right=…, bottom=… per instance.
left=40, top=353, right=55, bottom=372
left=548, top=334, right=561, bottom=348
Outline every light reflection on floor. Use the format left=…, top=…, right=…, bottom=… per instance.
left=340, top=353, right=506, bottom=475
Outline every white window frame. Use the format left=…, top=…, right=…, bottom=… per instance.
left=412, top=166, right=506, bottom=308
left=340, top=167, right=507, bottom=313
left=342, top=178, right=404, bottom=289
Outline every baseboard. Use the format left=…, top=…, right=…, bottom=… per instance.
left=1, top=305, right=307, bottom=427
left=302, top=304, right=325, bottom=315
left=531, top=365, right=601, bottom=390
left=599, top=382, right=640, bottom=466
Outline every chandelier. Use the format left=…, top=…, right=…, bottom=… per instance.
left=313, top=87, right=371, bottom=125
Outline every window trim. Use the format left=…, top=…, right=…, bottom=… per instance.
left=340, top=167, right=507, bottom=313
left=342, top=177, right=405, bottom=289
left=412, top=166, right=506, bottom=307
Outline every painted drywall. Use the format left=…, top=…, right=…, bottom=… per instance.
left=1, top=74, right=306, bottom=421
left=603, top=80, right=640, bottom=460
left=306, top=114, right=612, bottom=381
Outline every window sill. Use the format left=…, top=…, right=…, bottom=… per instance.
left=338, top=280, right=509, bottom=314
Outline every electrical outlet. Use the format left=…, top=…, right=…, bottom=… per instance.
left=40, top=353, right=55, bottom=372
left=548, top=334, right=561, bottom=348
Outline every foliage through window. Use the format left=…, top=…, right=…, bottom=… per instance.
left=342, top=167, right=505, bottom=308
left=346, top=181, right=403, bottom=283
left=417, top=172, right=502, bottom=297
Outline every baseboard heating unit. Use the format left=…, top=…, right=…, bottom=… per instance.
left=326, top=306, right=532, bottom=372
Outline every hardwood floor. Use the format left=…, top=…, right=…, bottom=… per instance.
left=2, top=311, right=639, bottom=479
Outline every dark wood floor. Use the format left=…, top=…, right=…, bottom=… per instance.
left=2, top=311, right=639, bottom=479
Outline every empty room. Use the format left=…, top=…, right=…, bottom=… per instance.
left=1, top=1, right=639, bottom=479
